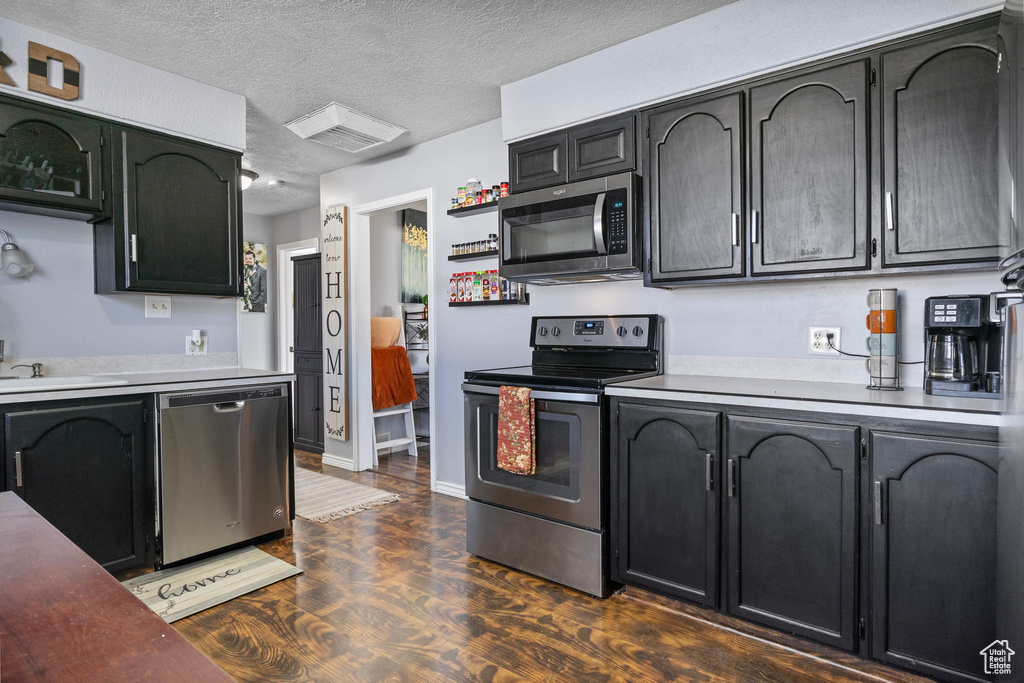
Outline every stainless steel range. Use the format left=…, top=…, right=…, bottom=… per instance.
left=463, top=314, right=663, bottom=597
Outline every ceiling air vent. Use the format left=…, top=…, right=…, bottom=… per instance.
left=284, top=103, right=406, bottom=153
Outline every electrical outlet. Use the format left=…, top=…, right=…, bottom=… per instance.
left=184, top=335, right=208, bottom=356
left=808, top=327, right=841, bottom=355
left=145, top=295, right=171, bottom=318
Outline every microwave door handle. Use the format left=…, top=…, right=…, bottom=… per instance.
left=593, top=192, right=608, bottom=255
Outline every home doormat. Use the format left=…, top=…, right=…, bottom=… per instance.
left=121, top=546, right=301, bottom=623
left=294, top=466, right=400, bottom=522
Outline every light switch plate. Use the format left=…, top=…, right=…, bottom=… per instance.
left=185, top=335, right=208, bottom=356
left=145, top=295, right=171, bottom=318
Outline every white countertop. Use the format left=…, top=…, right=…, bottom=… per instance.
left=0, top=368, right=295, bottom=405
left=606, top=374, right=1002, bottom=426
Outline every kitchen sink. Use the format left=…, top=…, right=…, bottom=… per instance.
left=0, top=375, right=130, bottom=393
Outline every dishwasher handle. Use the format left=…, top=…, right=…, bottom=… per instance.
left=212, top=401, right=246, bottom=413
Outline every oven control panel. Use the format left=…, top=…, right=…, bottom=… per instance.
left=532, top=315, right=659, bottom=348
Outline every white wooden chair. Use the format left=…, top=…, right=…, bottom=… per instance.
left=371, top=307, right=417, bottom=459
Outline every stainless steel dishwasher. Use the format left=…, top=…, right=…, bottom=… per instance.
left=158, top=384, right=290, bottom=565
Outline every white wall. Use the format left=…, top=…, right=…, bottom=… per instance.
left=321, top=113, right=1000, bottom=491
left=369, top=211, right=402, bottom=317
left=0, top=16, right=245, bottom=149
left=500, top=0, right=999, bottom=140
left=238, top=213, right=275, bottom=370
left=0, top=211, right=239, bottom=360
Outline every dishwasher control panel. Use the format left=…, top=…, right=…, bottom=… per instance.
left=161, top=384, right=288, bottom=409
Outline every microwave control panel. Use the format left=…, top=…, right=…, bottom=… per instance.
left=607, top=189, right=629, bottom=254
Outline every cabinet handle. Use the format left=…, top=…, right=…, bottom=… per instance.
left=885, top=192, right=894, bottom=231
left=130, top=234, right=139, bottom=262
left=731, top=213, right=740, bottom=247
left=14, top=450, right=23, bottom=488
left=705, top=453, right=714, bottom=491
left=727, top=458, right=737, bottom=497
left=874, top=480, right=883, bottom=525
left=750, top=211, right=760, bottom=244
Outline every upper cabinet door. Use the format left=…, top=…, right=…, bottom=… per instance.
left=749, top=59, right=871, bottom=276
left=882, top=21, right=1001, bottom=267
left=508, top=132, right=568, bottom=193
left=646, top=93, right=744, bottom=283
left=568, top=114, right=636, bottom=182
left=0, top=95, right=109, bottom=218
left=119, top=127, right=242, bottom=295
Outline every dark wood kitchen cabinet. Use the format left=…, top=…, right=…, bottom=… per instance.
left=567, top=114, right=637, bottom=182
left=508, top=113, right=638, bottom=193
left=0, top=93, right=110, bottom=220
left=611, top=402, right=720, bottom=606
left=2, top=399, right=151, bottom=573
left=645, top=93, right=744, bottom=283
left=508, top=132, right=568, bottom=193
left=749, top=59, right=871, bottom=276
left=881, top=20, right=1001, bottom=268
left=870, top=431, right=999, bottom=683
left=94, top=126, right=242, bottom=296
left=293, top=253, right=324, bottom=453
left=725, top=415, right=859, bottom=651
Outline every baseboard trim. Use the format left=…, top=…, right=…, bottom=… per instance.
left=322, top=452, right=355, bottom=471
left=433, top=480, right=467, bottom=499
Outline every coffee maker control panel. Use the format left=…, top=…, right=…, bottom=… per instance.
left=928, top=297, right=983, bottom=327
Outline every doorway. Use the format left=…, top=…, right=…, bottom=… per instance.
left=276, top=238, right=319, bottom=373
left=350, top=188, right=436, bottom=491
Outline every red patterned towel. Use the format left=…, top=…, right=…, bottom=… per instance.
left=497, top=386, right=535, bottom=475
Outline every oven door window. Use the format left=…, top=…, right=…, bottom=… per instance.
left=502, top=194, right=602, bottom=265
left=477, top=403, right=581, bottom=501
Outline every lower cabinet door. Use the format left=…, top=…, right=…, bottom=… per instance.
left=294, top=365, right=323, bottom=452
left=4, top=400, right=148, bottom=572
left=871, top=431, right=998, bottom=683
left=725, top=416, right=859, bottom=650
left=612, top=402, right=720, bottom=606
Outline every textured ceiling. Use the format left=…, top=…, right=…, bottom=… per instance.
left=0, top=0, right=735, bottom=215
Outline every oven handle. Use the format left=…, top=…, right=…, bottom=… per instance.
left=462, top=383, right=600, bottom=404
left=593, top=192, right=608, bottom=255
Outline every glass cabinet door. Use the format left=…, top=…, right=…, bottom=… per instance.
left=0, top=95, right=108, bottom=216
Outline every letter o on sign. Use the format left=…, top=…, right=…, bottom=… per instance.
left=326, top=309, right=343, bottom=337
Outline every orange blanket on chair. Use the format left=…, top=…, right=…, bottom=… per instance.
left=371, top=346, right=418, bottom=410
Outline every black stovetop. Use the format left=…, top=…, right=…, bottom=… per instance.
left=464, top=364, right=658, bottom=391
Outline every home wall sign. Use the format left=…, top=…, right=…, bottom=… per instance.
left=322, top=205, right=350, bottom=441
left=0, top=41, right=81, bottom=100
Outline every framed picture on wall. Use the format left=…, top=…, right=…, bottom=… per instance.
left=242, top=242, right=268, bottom=313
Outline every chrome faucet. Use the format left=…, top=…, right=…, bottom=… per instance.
left=11, top=363, right=43, bottom=378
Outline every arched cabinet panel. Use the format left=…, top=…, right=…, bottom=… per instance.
left=725, top=415, right=859, bottom=651
left=611, top=402, right=720, bottom=605
left=0, top=93, right=109, bottom=218
left=95, top=126, right=242, bottom=295
left=3, top=400, right=149, bottom=573
left=749, top=60, right=870, bottom=275
left=881, top=21, right=1001, bottom=266
left=645, top=92, right=744, bottom=282
left=870, top=431, right=999, bottom=681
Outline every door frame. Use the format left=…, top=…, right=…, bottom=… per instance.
left=276, top=238, right=319, bottom=372
left=350, top=188, right=436, bottom=491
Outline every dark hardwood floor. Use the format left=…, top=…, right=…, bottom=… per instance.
left=372, top=442, right=431, bottom=484
left=172, top=450, right=930, bottom=682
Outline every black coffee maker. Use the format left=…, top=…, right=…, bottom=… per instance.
left=924, top=294, right=1018, bottom=398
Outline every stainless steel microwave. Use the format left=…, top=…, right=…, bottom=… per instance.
left=498, top=172, right=641, bottom=284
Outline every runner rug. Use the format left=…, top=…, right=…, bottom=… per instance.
left=294, top=466, right=400, bottom=522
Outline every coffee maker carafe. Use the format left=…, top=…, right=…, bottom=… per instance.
left=924, top=294, right=1013, bottom=398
